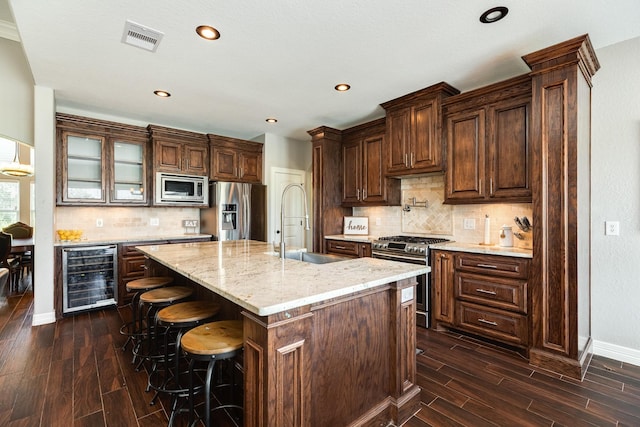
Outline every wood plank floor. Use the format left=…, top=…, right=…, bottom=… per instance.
left=1, top=277, right=639, bottom=426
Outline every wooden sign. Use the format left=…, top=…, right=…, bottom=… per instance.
left=343, top=216, right=369, bottom=235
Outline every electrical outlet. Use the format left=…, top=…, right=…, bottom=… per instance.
left=375, top=218, right=382, bottom=226
left=150, top=217, right=160, bottom=226
left=463, top=218, right=476, bottom=230
left=96, top=218, right=103, bottom=227
left=605, top=221, right=620, bottom=236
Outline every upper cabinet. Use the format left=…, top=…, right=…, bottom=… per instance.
left=342, top=118, right=400, bottom=206
left=56, top=114, right=150, bottom=206
left=381, top=82, right=460, bottom=177
left=208, top=134, right=263, bottom=183
left=148, top=125, right=209, bottom=176
left=443, top=74, right=532, bottom=204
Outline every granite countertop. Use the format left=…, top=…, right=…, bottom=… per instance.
left=429, top=241, right=533, bottom=258
left=54, top=234, right=212, bottom=247
left=135, top=240, right=429, bottom=316
left=324, top=234, right=378, bottom=243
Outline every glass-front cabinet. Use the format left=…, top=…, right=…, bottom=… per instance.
left=62, top=132, right=107, bottom=203
left=111, top=140, right=146, bottom=203
left=57, top=114, right=150, bottom=206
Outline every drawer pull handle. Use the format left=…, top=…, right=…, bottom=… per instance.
left=335, top=245, right=347, bottom=250
left=477, top=263, right=498, bottom=269
left=478, top=318, right=498, bottom=326
left=476, top=288, right=497, bottom=295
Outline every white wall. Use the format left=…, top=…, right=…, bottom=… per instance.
left=591, top=36, right=640, bottom=358
left=0, top=37, right=33, bottom=146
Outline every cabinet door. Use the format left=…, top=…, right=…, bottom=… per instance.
left=488, top=97, right=531, bottom=201
left=239, top=150, right=262, bottom=183
left=385, top=108, right=410, bottom=174
left=184, top=144, right=209, bottom=176
left=211, top=146, right=239, bottom=180
left=445, top=108, right=486, bottom=202
left=342, top=140, right=362, bottom=204
left=411, top=99, right=441, bottom=171
left=60, top=132, right=107, bottom=203
left=110, top=140, right=148, bottom=204
left=155, top=140, right=182, bottom=173
left=362, top=133, right=386, bottom=203
left=432, top=250, right=455, bottom=324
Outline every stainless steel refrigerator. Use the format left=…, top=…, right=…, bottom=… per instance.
left=200, top=182, right=267, bottom=241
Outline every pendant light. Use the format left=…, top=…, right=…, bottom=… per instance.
left=0, top=140, right=34, bottom=177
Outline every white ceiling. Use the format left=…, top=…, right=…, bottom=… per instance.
left=5, top=0, right=640, bottom=142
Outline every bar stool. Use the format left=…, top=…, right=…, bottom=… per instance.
left=149, top=300, right=222, bottom=425
left=181, top=320, right=244, bottom=427
left=133, top=286, right=194, bottom=372
left=120, top=276, right=174, bottom=357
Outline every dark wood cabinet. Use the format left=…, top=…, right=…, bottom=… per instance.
left=523, top=34, right=600, bottom=379
left=432, top=250, right=454, bottom=324
left=56, top=114, right=150, bottom=206
left=325, top=239, right=371, bottom=258
left=381, top=82, right=459, bottom=177
left=148, top=125, right=209, bottom=176
left=432, top=250, right=530, bottom=350
left=443, top=74, right=532, bottom=204
left=208, top=134, right=263, bottom=183
left=341, top=118, right=400, bottom=206
left=308, top=127, right=351, bottom=253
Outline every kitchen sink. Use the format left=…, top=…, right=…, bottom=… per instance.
left=283, top=251, right=350, bottom=264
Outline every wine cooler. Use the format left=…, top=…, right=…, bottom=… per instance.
left=62, top=245, right=118, bottom=314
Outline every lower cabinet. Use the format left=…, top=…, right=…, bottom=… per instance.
left=325, top=238, right=371, bottom=258
left=432, top=250, right=531, bottom=350
left=117, top=237, right=211, bottom=305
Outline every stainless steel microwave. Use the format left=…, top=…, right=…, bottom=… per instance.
left=154, top=172, right=208, bottom=205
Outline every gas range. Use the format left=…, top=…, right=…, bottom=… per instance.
left=371, top=235, right=450, bottom=263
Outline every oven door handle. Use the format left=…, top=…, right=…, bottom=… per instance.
left=372, top=251, right=427, bottom=265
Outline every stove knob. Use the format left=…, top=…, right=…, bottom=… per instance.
left=418, top=248, right=425, bottom=254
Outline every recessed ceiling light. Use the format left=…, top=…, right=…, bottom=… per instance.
left=335, top=83, right=351, bottom=92
left=196, top=25, right=221, bottom=40
left=153, top=90, right=171, bottom=97
left=265, top=118, right=278, bottom=123
left=479, top=6, right=508, bottom=23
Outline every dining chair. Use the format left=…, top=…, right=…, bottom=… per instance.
left=0, top=268, right=9, bottom=290
left=0, top=232, right=22, bottom=292
left=2, top=222, right=33, bottom=281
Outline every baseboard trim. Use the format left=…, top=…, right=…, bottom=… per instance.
left=32, top=311, right=56, bottom=326
left=594, top=340, right=640, bottom=367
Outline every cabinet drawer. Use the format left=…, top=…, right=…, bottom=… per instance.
left=121, top=240, right=168, bottom=256
left=326, top=240, right=360, bottom=257
left=457, top=301, right=528, bottom=346
left=456, top=272, right=527, bottom=313
left=122, top=257, right=147, bottom=278
left=455, top=253, right=529, bottom=279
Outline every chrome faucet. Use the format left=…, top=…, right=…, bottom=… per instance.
left=280, top=183, right=310, bottom=258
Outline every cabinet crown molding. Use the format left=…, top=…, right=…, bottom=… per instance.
left=380, top=81, right=460, bottom=110
left=522, top=33, right=600, bottom=81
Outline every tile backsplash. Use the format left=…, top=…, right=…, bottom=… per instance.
left=55, top=206, right=201, bottom=241
left=354, top=175, right=533, bottom=249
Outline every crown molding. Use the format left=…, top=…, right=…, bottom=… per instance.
left=0, top=19, right=19, bottom=42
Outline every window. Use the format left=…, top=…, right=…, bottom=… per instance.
left=0, top=137, right=17, bottom=163
left=0, top=180, right=19, bottom=228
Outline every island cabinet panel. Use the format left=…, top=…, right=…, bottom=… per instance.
left=443, top=74, right=532, bottom=204
left=242, top=278, right=420, bottom=427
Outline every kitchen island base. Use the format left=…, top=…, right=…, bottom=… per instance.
left=242, top=278, right=420, bottom=427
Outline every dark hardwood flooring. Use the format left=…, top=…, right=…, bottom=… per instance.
left=1, top=276, right=639, bottom=426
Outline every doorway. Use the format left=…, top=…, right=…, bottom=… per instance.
left=270, top=167, right=308, bottom=250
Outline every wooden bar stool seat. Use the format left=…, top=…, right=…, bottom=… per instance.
left=119, top=276, right=174, bottom=356
left=149, top=300, right=222, bottom=425
left=132, top=286, right=194, bottom=372
left=181, top=320, right=244, bottom=427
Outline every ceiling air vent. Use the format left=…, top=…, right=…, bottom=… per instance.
left=121, top=20, right=164, bottom=52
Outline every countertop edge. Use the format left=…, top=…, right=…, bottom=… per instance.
left=53, top=234, right=213, bottom=247
left=324, top=234, right=377, bottom=243
left=430, top=242, right=533, bottom=258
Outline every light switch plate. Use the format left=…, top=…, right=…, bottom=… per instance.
left=150, top=218, right=160, bottom=226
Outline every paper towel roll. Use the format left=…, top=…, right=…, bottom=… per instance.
left=483, top=215, right=491, bottom=245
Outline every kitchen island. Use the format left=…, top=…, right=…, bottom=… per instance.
left=136, top=240, right=428, bottom=427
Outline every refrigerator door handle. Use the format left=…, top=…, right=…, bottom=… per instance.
left=244, top=192, right=250, bottom=239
